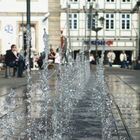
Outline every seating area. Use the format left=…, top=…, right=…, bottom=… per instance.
left=0, top=55, right=16, bottom=77
left=0, top=54, right=55, bottom=78
left=5, top=65, right=17, bottom=78
left=0, top=55, right=5, bottom=71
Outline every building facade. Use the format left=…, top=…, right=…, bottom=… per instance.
left=48, top=0, right=61, bottom=49
left=60, top=0, right=138, bottom=63
left=0, top=0, right=139, bottom=64
left=0, top=0, right=48, bottom=55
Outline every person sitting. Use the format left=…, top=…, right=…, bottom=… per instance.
left=5, top=44, right=25, bottom=77
left=36, top=51, right=46, bottom=69
left=48, top=48, right=55, bottom=63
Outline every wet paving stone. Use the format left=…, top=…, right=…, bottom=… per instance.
left=105, top=67, right=140, bottom=140
left=0, top=68, right=140, bottom=139
left=62, top=74, right=119, bottom=140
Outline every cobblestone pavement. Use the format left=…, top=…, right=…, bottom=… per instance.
left=105, top=67, right=140, bottom=140
left=0, top=67, right=140, bottom=140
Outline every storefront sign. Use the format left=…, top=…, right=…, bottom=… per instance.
left=84, top=39, right=113, bottom=46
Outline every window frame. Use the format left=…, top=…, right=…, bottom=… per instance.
left=69, top=13, right=78, bottom=30
left=105, top=13, right=115, bottom=30
left=121, top=14, right=131, bottom=30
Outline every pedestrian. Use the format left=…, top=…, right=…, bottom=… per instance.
left=120, top=51, right=128, bottom=68
left=55, top=48, right=61, bottom=77
left=107, top=50, right=116, bottom=67
left=126, top=54, right=131, bottom=69
left=131, top=53, right=136, bottom=69
left=89, top=53, right=96, bottom=64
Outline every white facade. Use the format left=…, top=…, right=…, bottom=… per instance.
left=0, top=0, right=48, bottom=54
left=60, top=0, right=139, bottom=61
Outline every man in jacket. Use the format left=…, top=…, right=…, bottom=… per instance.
left=5, top=44, right=25, bottom=77
left=107, top=50, right=116, bottom=67
left=120, top=51, right=128, bottom=68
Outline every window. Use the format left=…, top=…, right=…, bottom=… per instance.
left=87, top=14, right=96, bottom=29
left=121, top=14, right=130, bottom=29
left=69, top=13, right=78, bottom=29
left=105, top=14, right=114, bottom=29
left=106, top=0, right=114, bottom=2
left=122, top=0, right=130, bottom=2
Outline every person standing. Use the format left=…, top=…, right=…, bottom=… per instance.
left=120, top=51, right=128, bottom=68
left=55, top=48, right=61, bottom=77
left=89, top=54, right=96, bottom=64
left=107, top=50, right=116, bottom=67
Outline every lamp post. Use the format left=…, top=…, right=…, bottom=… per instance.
left=27, top=0, right=30, bottom=28
left=89, top=3, right=93, bottom=53
left=26, top=0, right=31, bottom=70
left=92, top=11, right=105, bottom=61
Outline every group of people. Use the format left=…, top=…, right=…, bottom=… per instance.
left=107, top=50, right=130, bottom=68
left=5, top=44, right=61, bottom=77
left=90, top=50, right=131, bottom=68
left=36, top=47, right=61, bottom=76
left=36, top=47, right=61, bottom=68
left=5, top=43, right=134, bottom=78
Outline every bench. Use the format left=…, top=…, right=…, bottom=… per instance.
left=0, top=55, right=17, bottom=78
left=5, top=65, right=17, bottom=78
left=0, top=55, right=5, bottom=71
left=48, top=59, right=55, bottom=69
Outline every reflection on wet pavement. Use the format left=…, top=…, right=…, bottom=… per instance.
left=106, top=68, right=140, bottom=140
left=0, top=68, right=140, bottom=139
left=0, top=87, right=26, bottom=139
left=0, top=71, right=57, bottom=139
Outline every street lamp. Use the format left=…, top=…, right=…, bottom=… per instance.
left=26, top=0, right=31, bottom=70
left=27, top=0, right=30, bottom=28
left=42, top=12, right=50, bottom=23
left=92, top=11, right=105, bottom=61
